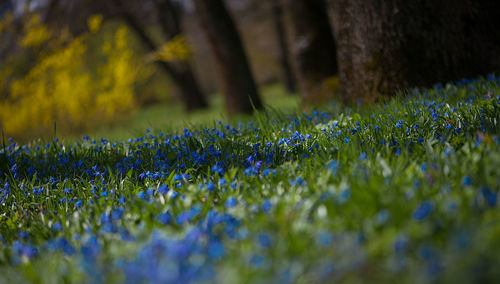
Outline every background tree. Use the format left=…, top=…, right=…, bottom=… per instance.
left=40, top=0, right=208, bottom=112
left=0, top=0, right=13, bottom=17
left=270, top=0, right=296, bottom=94
left=288, top=0, right=338, bottom=105
left=192, top=0, right=263, bottom=114
left=331, top=0, right=500, bottom=103
left=110, top=0, right=208, bottom=111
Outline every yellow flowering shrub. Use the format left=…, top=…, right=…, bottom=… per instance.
left=20, top=14, right=52, bottom=47
left=147, top=35, right=191, bottom=62
left=0, top=14, right=152, bottom=138
left=88, top=14, right=103, bottom=33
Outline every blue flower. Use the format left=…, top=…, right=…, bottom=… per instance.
left=173, top=174, right=183, bottom=182
left=262, top=169, right=276, bottom=177
left=207, top=241, right=225, bottom=260
left=137, top=191, right=147, bottom=200
left=218, top=178, right=227, bottom=187
left=211, top=165, right=225, bottom=176
left=316, top=231, right=332, bottom=246
left=327, top=160, right=339, bottom=174
left=12, top=241, right=38, bottom=259
left=359, top=153, right=367, bottom=160
left=207, top=182, right=216, bottom=191
left=75, top=200, right=83, bottom=209
left=338, top=187, right=351, bottom=204
left=52, top=222, right=63, bottom=231
left=394, top=237, right=408, bottom=253
left=176, top=206, right=200, bottom=225
left=81, top=236, right=101, bottom=262
left=225, top=197, right=238, bottom=208
left=413, top=201, right=433, bottom=221
left=111, top=207, right=125, bottom=221
left=249, top=254, right=265, bottom=268
left=481, top=187, right=497, bottom=207
left=120, top=229, right=136, bottom=242
left=56, top=238, right=75, bottom=255
left=257, top=233, right=272, bottom=248
left=156, top=212, right=172, bottom=225
left=418, top=244, right=436, bottom=261
left=18, top=231, right=28, bottom=240
left=375, top=209, right=390, bottom=224
left=462, top=176, right=471, bottom=186
left=262, top=200, right=272, bottom=213
left=296, top=177, right=307, bottom=186
left=158, top=185, right=169, bottom=194
left=421, top=163, right=427, bottom=171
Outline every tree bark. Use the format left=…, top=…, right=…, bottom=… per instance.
left=270, top=0, right=296, bottom=94
left=105, top=0, right=207, bottom=111
left=331, top=0, right=500, bottom=103
left=154, top=0, right=181, bottom=40
left=153, top=0, right=209, bottom=110
left=288, top=0, right=338, bottom=105
left=192, top=0, right=263, bottom=115
left=121, top=4, right=208, bottom=112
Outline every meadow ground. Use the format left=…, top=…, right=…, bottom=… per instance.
left=1, top=77, right=500, bottom=283
left=68, top=84, right=301, bottom=143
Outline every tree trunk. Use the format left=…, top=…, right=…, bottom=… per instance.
left=270, top=0, right=296, bottom=94
left=288, top=0, right=338, bottom=105
left=331, top=0, right=500, bottom=103
left=192, top=0, right=263, bottom=115
left=121, top=8, right=208, bottom=112
left=153, top=0, right=209, bottom=110
left=154, top=0, right=181, bottom=40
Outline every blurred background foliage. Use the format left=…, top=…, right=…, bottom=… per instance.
left=0, top=0, right=302, bottom=142
left=0, top=12, right=156, bottom=138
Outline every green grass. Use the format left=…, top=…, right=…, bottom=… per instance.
left=69, top=84, right=300, bottom=142
left=1, top=77, right=500, bottom=283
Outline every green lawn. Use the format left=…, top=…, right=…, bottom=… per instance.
left=76, top=84, right=300, bottom=142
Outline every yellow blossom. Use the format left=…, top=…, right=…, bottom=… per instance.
left=87, top=14, right=103, bottom=33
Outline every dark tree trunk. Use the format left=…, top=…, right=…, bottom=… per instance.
left=122, top=12, right=208, bottom=111
left=153, top=0, right=209, bottom=111
left=0, top=0, right=13, bottom=16
left=192, top=0, right=263, bottom=115
left=154, top=0, right=181, bottom=40
left=113, top=0, right=208, bottom=112
left=288, top=0, right=338, bottom=105
left=331, top=0, right=500, bottom=103
left=270, top=0, right=296, bottom=94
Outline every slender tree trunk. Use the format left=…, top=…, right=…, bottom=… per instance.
left=331, top=0, right=500, bottom=103
left=270, top=0, right=296, bottom=94
left=288, top=0, right=338, bottom=105
left=153, top=0, right=209, bottom=110
left=121, top=9, right=208, bottom=112
left=154, top=0, right=181, bottom=40
left=192, top=0, right=263, bottom=115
